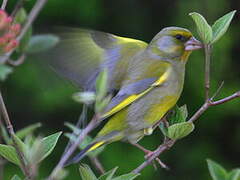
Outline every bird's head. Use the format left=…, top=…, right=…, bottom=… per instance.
left=149, top=27, right=202, bottom=61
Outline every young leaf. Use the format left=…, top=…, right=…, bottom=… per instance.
left=207, top=159, right=227, bottom=180
left=228, top=169, right=240, bottom=180
left=112, top=173, right=140, bottom=180
left=167, top=122, right=194, bottom=140
left=189, top=12, right=212, bottom=44
left=11, top=174, right=22, bottom=180
left=65, top=122, right=82, bottom=135
left=211, top=10, right=236, bottom=44
left=26, top=136, right=45, bottom=164
left=95, top=95, right=111, bottom=113
left=39, top=132, right=62, bottom=162
left=0, top=144, right=20, bottom=166
left=72, top=91, right=96, bottom=105
left=95, top=69, right=108, bottom=100
left=0, top=65, right=13, bottom=81
left=168, top=105, right=188, bottom=125
left=99, top=167, right=118, bottom=180
left=12, top=135, right=27, bottom=157
left=79, top=164, right=98, bottom=180
left=16, top=122, right=41, bottom=139
left=14, top=8, right=27, bottom=24
left=179, top=105, right=188, bottom=120
left=26, top=34, right=59, bottom=54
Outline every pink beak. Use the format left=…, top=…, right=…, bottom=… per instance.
left=185, top=37, right=202, bottom=51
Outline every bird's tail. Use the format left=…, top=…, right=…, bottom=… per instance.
left=64, top=141, right=105, bottom=166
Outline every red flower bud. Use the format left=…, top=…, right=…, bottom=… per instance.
left=0, top=37, right=7, bottom=46
left=0, top=10, right=8, bottom=30
left=9, top=24, right=21, bottom=35
left=3, top=39, right=18, bottom=53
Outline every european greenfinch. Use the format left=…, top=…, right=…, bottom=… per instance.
left=48, top=27, right=202, bottom=164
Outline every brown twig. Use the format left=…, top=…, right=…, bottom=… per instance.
left=1, top=0, right=8, bottom=10
left=204, top=44, right=211, bottom=101
left=133, top=140, right=175, bottom=173
left=17, top=0, right=48, bottom=41
left=132, top=43, right=240, bottom=173
left=49, top=115, right=101, bottom=179
left=0, top=92, right=31, bottom=178
left=7, top=54, right=26, bottom=66
left=89, top=156, right=105, bottom=174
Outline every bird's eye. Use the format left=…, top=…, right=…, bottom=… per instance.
left=175, top=34, right=187, bottom=42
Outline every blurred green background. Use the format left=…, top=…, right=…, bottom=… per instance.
left=1, top=0, right=240, bottom=179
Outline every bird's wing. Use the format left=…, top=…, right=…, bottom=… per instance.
left=102, top=62, right=172, bottom=118
left=45, top=28, right=147, bottom=91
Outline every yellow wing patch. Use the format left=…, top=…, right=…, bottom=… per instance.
left=101, top=67, right=172, bottom=119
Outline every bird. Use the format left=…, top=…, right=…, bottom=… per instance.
left=48, top=27, right=202, bottom=165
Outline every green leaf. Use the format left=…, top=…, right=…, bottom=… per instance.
left=26, top=34, right=59, bottom=54
left=95, top=95, right=111, bottom=113
left=16, top=122, right=41, bottom=139
left=169, top=105, right=188, bottom=125
left=79, top=164, right=98, bottom=180
left=0, top=65, right=13, bottom=81
left=65, top=122, right=81, bottom=135
left=95, top=69, right=108, bottom=100
left=167, top=122, right=194, bottom=140
left=14, top=8, right=27, bottom=24
left=207, top=159, right=227, bottom=180
left=0, top=144, right=20, bottom=165
left=12, top=135, right=27, bottom=157
left=189, top=12, right=212, bottom=43
left=39, top=132, right=62, bottom=162
left=72, top=91, right=96, bottom=104
left=211, top=10, right=236, bottom=44
left=11, top=174, right=22, bottom=180
left=112, top=173, right=140, bottom=180
left=228, top=169, right=240, bottom=180
left=99, top=167, right=118, bottom=180
left=179, top=105, right=188, bottom=120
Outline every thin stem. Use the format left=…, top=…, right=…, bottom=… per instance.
left=210, top=81, right=224, bottom=101
left=89, top=157, right=105, bottom=174
left=0, top=158, right=4, bottom=179
left=1, top=0, right=8, bottom=10
left=132, top=140, right=175, bottom=173
left=11, top=0, right=24, bottom=17
left=7, top=54, right=26, bottom=66
left=17, top=0, right=48, bottom=41
left=210, top=91, right=240, bottom=106
left=188, top=102, right=209, bottom=123
left=49, top=115, right=100, bottom=179
left=204, top=44, right=211, bottom=101
left=0, top=92, right=31, bottom=178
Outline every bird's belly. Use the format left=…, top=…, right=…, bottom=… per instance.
left=126, top=82, right=182, bottom=132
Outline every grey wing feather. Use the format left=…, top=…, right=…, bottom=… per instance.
left=104, top=77, right=157, bottom=113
